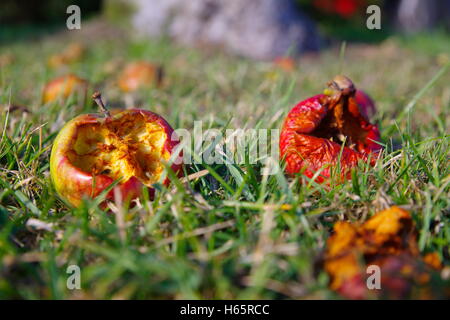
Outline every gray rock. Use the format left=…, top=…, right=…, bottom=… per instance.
left=395, top=0, right=450, bottom=32
left=130, top=0, right=321, bottom=60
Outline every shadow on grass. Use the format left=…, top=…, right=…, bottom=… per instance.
left=0, top=23, right=65, bottom=45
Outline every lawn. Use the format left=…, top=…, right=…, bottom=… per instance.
left=0, top=20, right=449, bottom=299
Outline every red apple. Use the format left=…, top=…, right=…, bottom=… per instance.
left=355, top=89, right=376, bottom=121
left=280, top=75, right=381, bottom=183
left=50, top=92, right=182, bottom=207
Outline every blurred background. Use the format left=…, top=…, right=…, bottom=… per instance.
left=1, top=0, right=449, bottom=56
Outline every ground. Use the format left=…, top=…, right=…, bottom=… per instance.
left=0, top=19, right=449, bottom=299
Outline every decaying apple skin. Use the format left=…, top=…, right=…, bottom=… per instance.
left=50, top=109, right=182, bottom=207
left=118, top=61, right=164, bottom=92
left=280, top=76, right=381, bottom=182
left=355, top=89, right=376, bottom=121
left=42, top=74, right=88, bottom=104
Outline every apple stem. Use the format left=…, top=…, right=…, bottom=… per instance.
left=92, top=91, right=111, bottom=118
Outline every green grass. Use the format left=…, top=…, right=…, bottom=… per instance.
left=0, top=22, right=449, bottom=299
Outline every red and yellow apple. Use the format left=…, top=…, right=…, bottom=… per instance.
left=118, top=61, right=164, bottom=92
left=50, top=93, right=182, bottom=207
left=42, top=74, right=88, bottom=104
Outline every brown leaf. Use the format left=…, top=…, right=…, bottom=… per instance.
left=324, top=206, right=447, bottom=299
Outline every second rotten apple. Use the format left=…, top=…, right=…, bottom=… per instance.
left=280, top=75, right=381, bottom=182
left=118, top=61, right=164, bottom=92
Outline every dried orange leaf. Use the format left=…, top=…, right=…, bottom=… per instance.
left=323, top=206, right=447, bottom=299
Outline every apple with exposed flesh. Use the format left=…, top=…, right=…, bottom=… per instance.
left=50, top=92, right=182, bottom=207
left=280, top=75, right=381, bottom=183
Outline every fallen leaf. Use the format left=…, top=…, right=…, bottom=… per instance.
left=324, top=206, right=448, bottom=299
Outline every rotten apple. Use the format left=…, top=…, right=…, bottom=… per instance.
left=50, top=92, right=182, bottom=207
left=42, top=74, right=88, bottom=104
left=273, top=56, right=296, bottom=72
left=279, top=75, right=381, bottom=182
left=118, top=61, right=164, bottom=92
left=355, top=89, right=376, bottom=121
left=48, top=43, right=86, bottom=69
